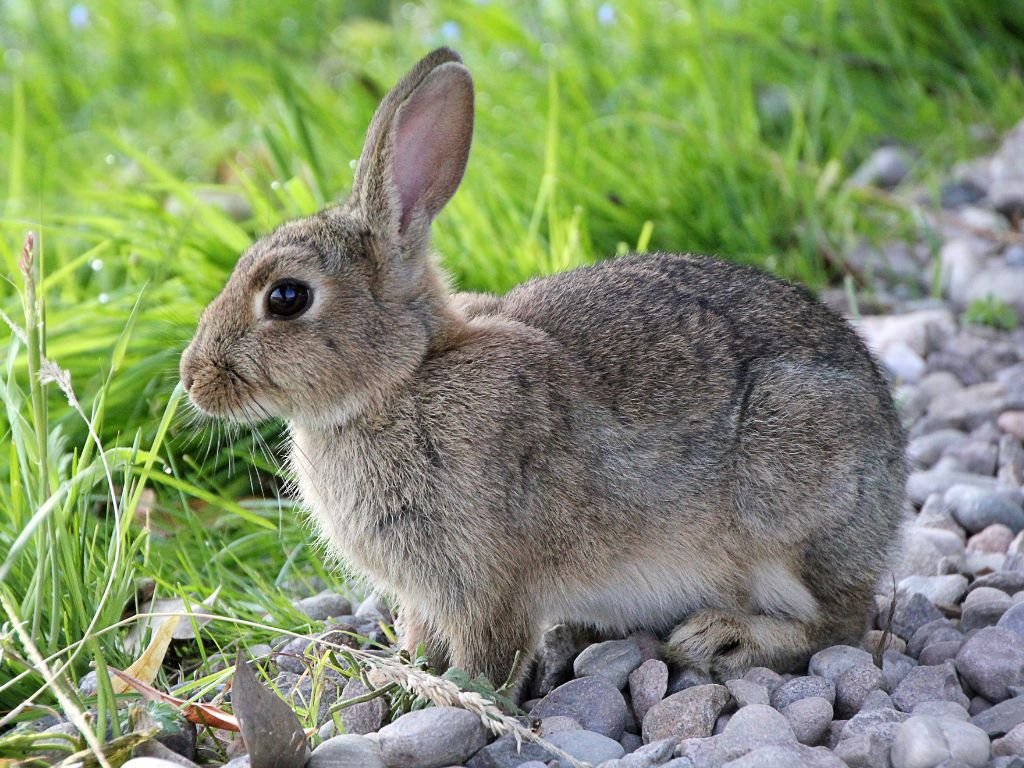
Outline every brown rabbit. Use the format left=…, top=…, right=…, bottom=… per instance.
left=181, top=48, right=905, bottom=687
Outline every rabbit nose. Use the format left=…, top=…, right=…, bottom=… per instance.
left=180, top=351, right=195, bottom=392
left=182, top=368, right=194, bottom=392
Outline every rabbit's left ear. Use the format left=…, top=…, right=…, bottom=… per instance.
left=353, top=49, right=474, bottom=240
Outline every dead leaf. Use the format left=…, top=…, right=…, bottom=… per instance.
left=112, top=612, right=177, bottom=694
left=125, top=587, right=220, bottom=653
left=110, top=668, right=240, bottom=731
left=231, top=653, right=309, bottom=768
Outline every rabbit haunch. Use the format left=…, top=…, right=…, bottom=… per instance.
left=180, top=48, right=905, bottom=686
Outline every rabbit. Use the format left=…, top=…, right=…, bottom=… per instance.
left=180, top=47, right=906, bottom=688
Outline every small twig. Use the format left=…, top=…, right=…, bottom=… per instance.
left=874, top=574, right=898, bottom=669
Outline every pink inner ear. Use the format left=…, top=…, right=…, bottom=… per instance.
left=391, top=65, right=473, bottom=233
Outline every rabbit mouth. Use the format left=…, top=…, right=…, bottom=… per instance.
left=186, top=363, right=278, bottom=425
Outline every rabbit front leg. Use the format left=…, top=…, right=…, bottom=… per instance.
left=396, top=606, right=450, bottom=671
left=442, top=598, right=540, bottom=691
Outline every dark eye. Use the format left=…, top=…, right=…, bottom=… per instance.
left=266, top=281, right=311, bottom=319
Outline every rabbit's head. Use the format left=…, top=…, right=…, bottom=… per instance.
left=180, top=48, right=473, bottom=428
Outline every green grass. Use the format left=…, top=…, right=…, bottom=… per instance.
left=1, top=0, right=1023, bottom=759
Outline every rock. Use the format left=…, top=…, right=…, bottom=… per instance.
left=849, top=146, right=912, bottom=189
left=912, top=701, right=970, bottom=721
left=893, top=593, right=946, bottom=641
left=725, top=678, right=770, bottom=708
left=293, top=592, right=352, bottom=621
left=965, top=266, right=1024, bottom=320
left=530, top=625, right=579, bottom=698
left=338, top=677, right=387, bottom=736
left=719, top=743, right=848, bottom=768
left=970, top=572, right=1024, bottom=595
left=715, top=704, right=796, bottom=762
left=532, top=676, right=629, bottom=740
left=862, top=689, right=896, bottom=712
left=465, top=734, right=550, bottom=767
left=992, top=722, right=1024, bottom=757
left=999, top=434, right=1024, bottom=486
left=833, top=730, right=893, bottom=768
left=573, top=639, right=644, bottom=690
left=967, top=524, right=1014, bottom=554
left=836, top=664, right=885, bottom=719
left=892, top=661, right=970, bottom=712
left=781, top=697, right=834, bottom=746
left=376, top=707, right=487, bottom=768
left=899, top=575, right=969, bottom=607
left=972, top=696, right=1024, bottom=738
left=907, top=471, right=999, bottom=506
left=928, top=381, right=1008, bottom=429
left=944, top=440, right=998, bottom=477
left=307, top=734, right=385, bottom=768
left=601, top=737, right=674, bottom=767
left=640, top=684, right=729, bottom=744
left=222, top=758, right=250, bottom=768
left=628, top=659, right=668, bottom=723
left=910, top=430, right=970, bottom=469
left=919, top=640, right=964, bottom=667
left=770, top=676, right=836, bottom=709
left=665, top=666, right=714, bottom=695
left=539, top=716, right=582, bottom=736
left=890, top=715, right=991, bottom=768
left=543, top=729, right=625, bottom=766
left=863, top=629, right=907, bottom=656
left=882, top=650, right=919, bottom=692
left=672, top=735, right=720, bottom=765
left=999, top=411, right=1024, bottom=441
left=121, top=760, right=198, bottom=768
left=945, top=485, right=1024, bottom=533
left=997, top=601, right=1024, bottom=641
left=742, top=667, right=785, bottom=692
left=941, top=239, right=990, bottom=306
left=942, top=179, right=987, bottom=209
left=955, top=627, right=1024, bottom=702
left=898, top=527, right=966, bottom=579
left=960, top=588, right=1012, bottom=632
left=808, top=645, right=875, bottom=683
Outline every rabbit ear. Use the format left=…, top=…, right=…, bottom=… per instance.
left=354, top=48, right=474, bottom=240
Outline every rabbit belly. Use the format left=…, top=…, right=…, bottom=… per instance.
left=542, top=554, right=734, bottom=634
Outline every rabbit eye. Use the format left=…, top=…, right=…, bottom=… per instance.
left=266, top=281, right=311, bottom=319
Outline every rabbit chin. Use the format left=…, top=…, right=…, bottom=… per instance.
left=288, top=393, right=374, bottom=432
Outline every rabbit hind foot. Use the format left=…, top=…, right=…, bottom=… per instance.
left=664, top=608, right=815, bottom=679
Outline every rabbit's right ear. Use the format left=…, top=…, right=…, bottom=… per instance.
left=352, top=48, right=474, bottom=247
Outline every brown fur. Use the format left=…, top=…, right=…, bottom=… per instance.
left=181, top=48, right=906, bottom=686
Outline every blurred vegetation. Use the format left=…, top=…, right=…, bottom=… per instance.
left=1, top=0, right=1023, bottom=738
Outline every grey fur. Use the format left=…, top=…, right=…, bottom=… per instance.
left=181, top=48, right=906, bottom=686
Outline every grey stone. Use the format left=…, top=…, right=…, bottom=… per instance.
left=968, top=695, right=993, bottom=717
left=307, top=734, right=385, bottom=768
left=897, top=527, right=965, bottom=579
left=338, top=677, right=387, bottom=736
left=376, top=707, right=487, bottom=768
left=715, top=704, right=796, bottom=762
left=672, top=734, right=719, bottom=765
left=892, top=661, right=970, bottom=712
left=966, top=266, right=1024, bottom=320
left=720, top=743, right=848, bottom=768
left=539, top=716, right=582, bottom=736
left=781, top=697, right=833, bottom=746
left=629, top=659, right=669, bottom=723
left=945, top=485, right=1024, bottom=533
left=665, top=667, right=714, bottom=695
left=941, top=179, right=987, bottom=209
left=742, top=667, right=784, bottom=692
left=531, top=625, right=579, bottom=698
left=919, top=640, right=964, bottom=667
left=121, top=759, right=199, bottom=768
left=532, top=676, right=628, bottom=740
left=836, top=664, right=885, bottom=718
left=605, top=737, right=674, bottom=767
left=970, top=572, right=1024, bottom=595
left=909, top=430, right=970, bottom=469
left=992, top=722, right=1024, bottom=757
left=890, top=715, right=991, bottom=768
left=545, top=729, right=625, bottom=766
left=955, top=627, right=1024, bottom=702
left=883, top=650, right=920, bottom=692
left=641, top=684, right=730, bottom=743
left=466, top=734, right=550, bottom=768
left=966, top=523, right=1015, bottom=553
left=725, top=679, right=770, bottom=708
left=833, top=731, right=893, bottom=768
left=941, top=238, right=991, bottom=307
left=574, top=639, right=644, bottom=690
left=893, top=593, right=946, bottom=642
left=972, top=696, right=1024, bottom=737
left=849, top=146, right=912, bottom=189
left=908, top=471, right=1000, bottom=506
left=961, top=592, right=1011, bottom=632
left=899, top=575, right=970, bottom=607
left=861, top=690, right=895, bottom=712
left=945, top=440, right=998, bottom=477
left=808, top=645, right=875, bottom=683
left=997, top=601, right=1024, bottom=641
left=293, top=592, right=352, bottom=621
left=221, top=758, right=250, bottom=768
left=905, top=618, right=959, bottom=656
left=770, top=676, right=836, bottom=709
left=912, top=701, right=971, bottom=721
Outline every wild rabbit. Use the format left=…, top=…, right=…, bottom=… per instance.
left=181, top=48, right=906, bottom=687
